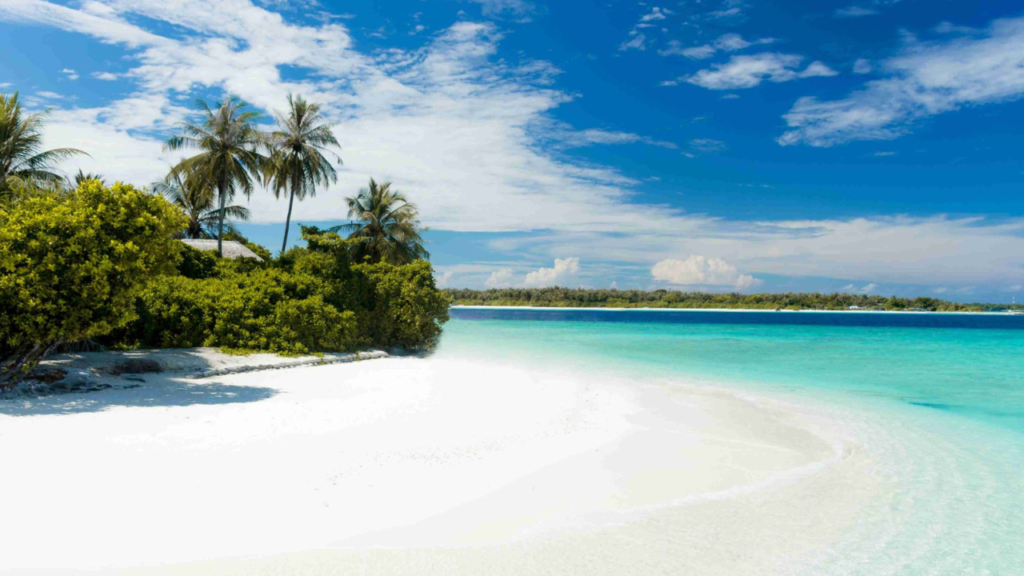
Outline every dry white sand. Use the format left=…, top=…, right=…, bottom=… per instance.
left=0, top=353, right=878, bottom=575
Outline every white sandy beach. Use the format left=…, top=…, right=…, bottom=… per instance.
left=0, top=352, right=878, bottom=575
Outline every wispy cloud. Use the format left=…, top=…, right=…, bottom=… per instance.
left=685, top=53, right=837, bottom=90
left=779, top=16, right=1024, bottom=147
left=834, top=6, right=878, bottom=18
left=61, top=68, right=78, bottom=80
left=659, top=33, right=774, bottom=59
left=852, top=58, right=872, bottom=74
left=620, top=6, right=673, bottom=52
left=465, top=0, right=535, bottom=22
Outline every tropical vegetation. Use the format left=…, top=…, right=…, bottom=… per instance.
left=0, top=181, right=186, bottom=384
left=266, top=94, right=340, bottom=253
left=329, top=178, right=429, bottom=265
left=152, top=169, right=251, bottom=240
left=164, top=96, right=267, bottom=255
left=0, top=92, right=85, bottom=195
left=0, top=89, right=448, bottom=384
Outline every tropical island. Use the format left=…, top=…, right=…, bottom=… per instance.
left=445, top=287, right=987, bottom=312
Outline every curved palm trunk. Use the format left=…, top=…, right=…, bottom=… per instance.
left=281, top=171, right=299, bottom=255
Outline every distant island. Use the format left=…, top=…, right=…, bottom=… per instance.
left=445, top=288, right=1018, bottom=313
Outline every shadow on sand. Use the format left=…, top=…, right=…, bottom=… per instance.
left=1, top=347, right=283, bottom=417
left=0, top=377, right=277, bottom=417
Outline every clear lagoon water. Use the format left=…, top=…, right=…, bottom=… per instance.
left=440, top=308, right=1024, bottom=574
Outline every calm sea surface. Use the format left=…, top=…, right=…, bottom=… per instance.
left=440, top=308, right=1024, bottom=574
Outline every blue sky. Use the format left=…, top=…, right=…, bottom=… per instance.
left=2, top=0, right=1024, bottom=301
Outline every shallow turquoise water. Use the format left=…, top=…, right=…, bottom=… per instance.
left=438, top=309, right=1024, bottom=574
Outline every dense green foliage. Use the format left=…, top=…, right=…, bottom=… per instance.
left=445, top=287, right=982, bottom=312
left=0, top=181, right=187, bottom=382
left=330, top=179, right=428, bottom=264
left=112, top=227, right=449, bottom=356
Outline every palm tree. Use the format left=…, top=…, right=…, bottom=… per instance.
left=0, top=92, right=86, bottom=193
left=73, top=169, right=105, bottom=187
left=330, top=179, right=429, bottom=264
left=152, top=169, right=250, bottom=239
left=164, top=96, right=266, bottom=255
left=267, top=94, right=340, bottom=254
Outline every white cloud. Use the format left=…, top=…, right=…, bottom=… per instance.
left=92, top=71, right=119, bottom=80
left=687, top=53, right=837, bottom=90
left=779, top=16, right=1024, bottom=147
left=689, top=138, right=727, bottom=153
left=436, top=270, right=454, bottom=288
left=659, top=33, right=773, bottom=59
left=619, top=32, right=647, bottom=52
left=852, top=58, right=872, bottom=74
left=834, top=6, right=878, bottom=18
left=652, top=256, right=760, bottom=290
left=35, top=90, right=64, bottom=99
left=61, top=68, right=78, bottom=80
left=523, top=257, right=581, bottom=288
left=485, top=268, right=516, bottom=288
left=466, top=0, right=535, bottom=22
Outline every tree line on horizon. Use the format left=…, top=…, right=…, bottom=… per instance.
left=444, top=287, right=985, bottom=312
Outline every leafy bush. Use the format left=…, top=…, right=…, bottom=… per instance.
left=177, top=245, right=219, bottom=279
left=356, top=260, right=451, bottom=350
left=0, top=181, right=186, bottom=381
left=116, top=227, right=449, bottom=355
left=118, top=266, right=360, bottom=355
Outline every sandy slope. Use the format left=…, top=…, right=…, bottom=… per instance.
left=0, top=354, right=875, bottom=575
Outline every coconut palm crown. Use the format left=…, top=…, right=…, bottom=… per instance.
left=0, top=92, right=86, bottom=193
left=266, top=94, right=340, bottom=254
left=330, top=178, right=429, bottom=265
left=152, top=169, right=250, bottom=240
left=164, top=96, right=266, bottom=255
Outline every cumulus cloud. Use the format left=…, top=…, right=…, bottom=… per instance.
left=779, top=16, right=1024, bottom=147
left=686, top=53, right=837, bottom=90
left=652, top=256, right=760, bottom=290
left=61, top=68, right=78, bottom=80
left=436, top=270, right=454, bottom=288
left=523, top=257, right=580, bottom=288
left=485, top=268, right=516, bottom=288
left=92, top=71, right=119, bottom=80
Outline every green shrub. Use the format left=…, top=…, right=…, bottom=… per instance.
left=117, top=266, right=360, bottom=355
left=114, top=227, right=447, bottom=357
left=177, top=245, right=219, bottom=279
left=0, top=181, right=186, bottom=381
left=355, top=260, right=451, bottom=350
